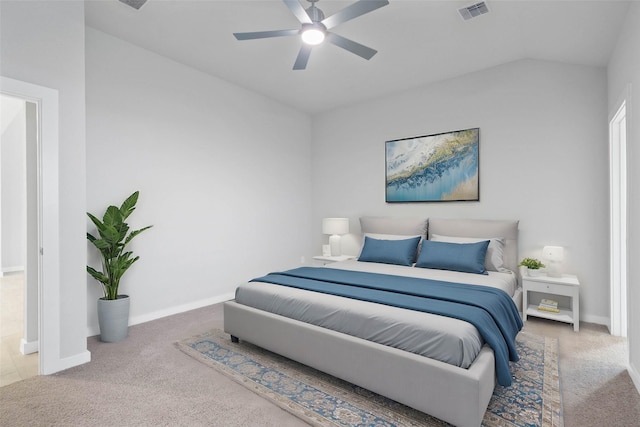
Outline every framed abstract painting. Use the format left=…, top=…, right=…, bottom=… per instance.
left=385, top=128, right=479, bottom=202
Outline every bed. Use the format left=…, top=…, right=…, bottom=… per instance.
left=224, top=218, right=522, bottom=427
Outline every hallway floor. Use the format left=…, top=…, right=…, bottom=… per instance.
left=0, top=272, right=37, bottom=387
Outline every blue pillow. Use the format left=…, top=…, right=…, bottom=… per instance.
left=358, top=236, right=421, bottom=266
left=415, top=240, right=489, bottom=274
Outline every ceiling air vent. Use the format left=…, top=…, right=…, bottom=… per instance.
left=119, top=0, right=148, bottom=10
left=458, top=2, right=489, bottom=21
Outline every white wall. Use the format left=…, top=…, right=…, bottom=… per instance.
left=0, top=0, right=88, bottom=364
left=0, top=99, right=26, bottom=273
left=607, top=1, right=640, bottom=392
left=311, top=59, right=609, bottom=325
left=85, top=28, right=313, bottom=333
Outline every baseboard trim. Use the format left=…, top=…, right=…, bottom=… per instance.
left=581, top=313, right=609, bottom=327
left=41, top=350, right=91, bottom=375
left=1, top=266, right=25, bottom=274
left=20, top=338, right=39, bottom=355
left=129, top=292, right=235, bottom=326
left=86, top=293, right=236, bottom=337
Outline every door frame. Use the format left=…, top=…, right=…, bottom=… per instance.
left=1, top=75, right=61, bottom=374
left=609, top=94, right=628, bottom=337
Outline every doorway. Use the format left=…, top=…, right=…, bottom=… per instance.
left=610, top=98, right=628, bottom=337
left=1, top=75, right=62, bottom=376
left=1, top=94, right=39, bottom=385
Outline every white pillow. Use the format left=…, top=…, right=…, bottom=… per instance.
left=430, top=234, right=506, bottom=272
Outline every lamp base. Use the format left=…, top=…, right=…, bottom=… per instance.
left=329, top=235, right=342, bottom=256
left=547, top=262, right=562, bottom=278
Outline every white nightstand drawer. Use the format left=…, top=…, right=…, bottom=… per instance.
left=523, top=280, right=572, bottom=297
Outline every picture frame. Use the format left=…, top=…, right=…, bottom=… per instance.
left=385, top=128, right=479, bottom=203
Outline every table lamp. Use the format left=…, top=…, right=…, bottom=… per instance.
left=542, top=245, right=564, bottom=277
left=322, top=218, right=349, bottom=256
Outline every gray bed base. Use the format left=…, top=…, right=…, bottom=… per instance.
left=224, top=301, right=495, bottom=427
left=223, top=218, right=521, bottom=427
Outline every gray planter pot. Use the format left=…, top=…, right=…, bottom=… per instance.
left=97, top=295, right=130, bottom=343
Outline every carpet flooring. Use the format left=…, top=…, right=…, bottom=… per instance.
left=177, top=329, right=561, bottom=427
left=1, top=303, right=639, bottom=426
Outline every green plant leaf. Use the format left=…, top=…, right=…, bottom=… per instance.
left=518, top=257, right=546, bottom=269
left=86, top=191, right=152, bottom=300
left=101, top=225, right=121, bottom=245
left=120, top=191, right=139, bottom=220
left=86, top=266, right=109, bottom=285
left=124, top=225, right=153, bottom=247
left=103, top=205, right=122, bottom=227
left=91, top=239, right=111, bottom=250
left=87, top=212, right=104, bottom=230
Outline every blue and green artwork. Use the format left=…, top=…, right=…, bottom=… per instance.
left=385, top=128, right=479, bottom=202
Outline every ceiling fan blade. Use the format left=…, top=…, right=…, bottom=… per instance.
left=118, top=0, right=147, bottom=10
left=321, top=0, right=389, bottom=29
left=293, top=45, right=313, bottom=70
left=283, top=0, right=313, bottom=24
left=326, top=33, right=377, bottom=60
left=234, top=29, right=300, bottom=40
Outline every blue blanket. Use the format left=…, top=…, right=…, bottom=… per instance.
left=251, top=267, right=522, bottom=386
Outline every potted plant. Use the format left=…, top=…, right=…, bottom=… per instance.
left=518, top=257, right=546, bottom=277
left=87, top=191, right=152, bottom=342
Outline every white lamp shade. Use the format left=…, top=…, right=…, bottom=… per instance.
left=322, top=218, right=349, bottom=236
left=543, top=245, right=564, bottom=277
left=542, top=246, right=564, bottom=262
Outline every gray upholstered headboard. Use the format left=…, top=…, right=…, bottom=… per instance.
left=359, top=216, right=519, bottom=273
left=359, top=216, right=428, bottom=236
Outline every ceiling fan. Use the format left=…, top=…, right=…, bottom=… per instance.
left=233, top=0, right=389, bottom=70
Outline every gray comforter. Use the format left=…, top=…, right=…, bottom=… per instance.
left=234, top=260, right=517, bottom=369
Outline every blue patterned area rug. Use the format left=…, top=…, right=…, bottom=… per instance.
left=176, top=330, right=562, bottom=427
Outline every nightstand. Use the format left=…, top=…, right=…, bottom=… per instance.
left=522, top=274, right=580, bottom=331
left=312, top=255, right=356, bottom=266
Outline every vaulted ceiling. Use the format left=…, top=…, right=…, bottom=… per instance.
left=85, top=0, right=630, bottom=114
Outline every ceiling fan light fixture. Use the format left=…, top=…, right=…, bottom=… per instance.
left=301, top=23, right=326, bottom=45
left=233, top=0, right=389, bottom=70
